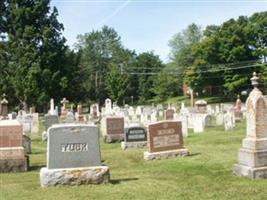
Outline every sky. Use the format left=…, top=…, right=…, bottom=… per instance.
left=51, top=0, right=267, bottom=63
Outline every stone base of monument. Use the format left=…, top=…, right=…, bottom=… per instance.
left=40, top=166, right=110, bottom=187
left=233, top=164, right=267, bottom=179
left=144, top=148, right=189, bottom=160
left=0, top=156, right=28, bottom=172
left=121, top=141, right=147, bottom=150
left=104, top=134, right=124, bottom=143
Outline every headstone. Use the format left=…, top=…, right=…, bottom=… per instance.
left=65, top=111, right=75, bottom=123
left=234, top=95, right=243, bottom=122
left=23, top=135, right=31, bottom=154
left=40, top=124, right=110, bottom=186
left=0, top=120, right=28, bottom=172
left=144, top=121, right=189, bottom=160
left=90, top=103, right=100, bottom=120
left=204, top=114, right=212, bottom=127
left=195, top=100, right=207, bottom=113
left=105, top=98, right=113, bottom=116
left=193, top=114, right=205, bottom=133
left=216, top=112, right=224, bottom=126
left=42, top=114, right=59, bottom=141
left=101, top=116, right=124, bottom=143
left=224, top=111, right=234, bottom=131
left=60, top=97, right=69, bottom=120
left=76, top=104, right=85, bottom=122
left=121, top=126, right=147, bottom=150
left=174, top=114, right=188, bottom=138
left=48, top=98, right=56, bottom=115
left=165, top=109, right=175, bottom=120
left=234, top=73, right=267, bottom=179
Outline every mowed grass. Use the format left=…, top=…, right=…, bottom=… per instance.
left=1, top=120, right=267, bottom=200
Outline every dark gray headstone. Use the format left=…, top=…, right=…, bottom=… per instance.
left=125, top=126, right=147, bottom=142
left=47, top=124, right=101, bottom=169
left=44, top=115, right=59, bottom=131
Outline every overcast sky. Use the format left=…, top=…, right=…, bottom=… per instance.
left=51, top=0, right=267, bottom=63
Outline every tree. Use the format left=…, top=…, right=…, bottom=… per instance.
left=105, top=64, right=129, bottom=105
left=1, top=0, right=68, bottom=109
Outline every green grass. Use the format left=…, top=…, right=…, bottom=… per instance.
left=1, top=121, right=267, bottom=200
left=164, top=96, right=228, bottom=106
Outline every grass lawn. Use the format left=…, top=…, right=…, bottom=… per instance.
left=1, top=120, right=267, bottom=200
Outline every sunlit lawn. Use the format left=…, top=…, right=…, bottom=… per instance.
left=1, top=120, right=267, bottom=200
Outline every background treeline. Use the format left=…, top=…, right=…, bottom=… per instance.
left=0, top=0, right=266, bottom=110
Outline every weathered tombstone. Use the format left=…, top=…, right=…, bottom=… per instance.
left=195, top=100, right=207, bottom=113
left=174, top=114, right=188, bottom=138
left=121, top=126, right=147, bottom=150
left=0, top=94, right=9, bottom=119
left=234, top=95, right=243, bottom=122
left=0, top=120, right=28, bottom=172
left=40, top=124, right=110, bottom=186
left=60, top=97, right=69, bottom=120
left=224, top=111, right=234, bottom=131
left=90, top=103, right=99, bottom=120
left=144, top=121, right=189, bottom=160
left=165, top=109, right=175, bottom=120
left=233, top=73, right=267, bottom=179
left=48, top=98, right=56, bottom=115
left=23, top=135, right=31, bottom=154
left=65, top=111, right=75, bottom=123
left=216, top=112, right=224, bottom=126
left=101, top=116, right=124, bottom=143
left=75, top=104, right=85, bottom=122
left=193, top=114, right=205, bottom=133
left=42, top=115, right=59, bottom=141
left=105, top=98, right=113, bottom=116
left=204, top=114, right=212, bottom=127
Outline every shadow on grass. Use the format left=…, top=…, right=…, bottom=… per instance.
left=110, top=178, right=139, bottom=185
left=188, top=153, right=201, bottom=157
left=29, top=164, right=46, bottom=171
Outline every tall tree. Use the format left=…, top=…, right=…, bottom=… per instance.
left=1, top=0, right=67, bottom=108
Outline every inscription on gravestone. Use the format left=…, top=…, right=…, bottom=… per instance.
left=107, top=117, right=124, bottom=135
left=125, top=127, right=147, bottom=142
left=47, top=124, right=101, bottom=169
left=148, top=121, right=183, bottom=153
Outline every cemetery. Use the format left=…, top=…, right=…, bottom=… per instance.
left=0, top=1, right=267, bottom=199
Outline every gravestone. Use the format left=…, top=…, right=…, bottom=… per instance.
left=101, top=116, right=124, bottom=143
left=65, top=111, right=75, bottom=123
left=174, top=114, right=188, bottom=138
left=42, top=114, right=59, bottom=141
left=193, top=114, right=205, bottom=133
left=216, top=112, right=224, bottom=126
left=224, top=111, right=235, bottom=131
left=165, top=109, right=174, bottom=120
left=195, top=100, right=207, bottom=113
left=0, top=120, right=28, bottom=172
left=144, top=121, right=189, bottom=160
left=90, top=103, right=100, bottom=120
left=234, top=95, right=243, bottom=122
left=233, top=73, right=267, bottom=179
left=76, top=104, right=85, bottom=122
left=105, top=98, right=113, bottom=116
left=40, top=124, right=110, bottom=186
left=121, top=126, right=147, bottom=150
left=23, top=135, right=31, bottom=154
left=204, top=114, right=212, bottom=127
left=60, top=97, right=69, bottom=120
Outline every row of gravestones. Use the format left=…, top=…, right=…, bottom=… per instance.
left=0, top=73, right=265, bottom=186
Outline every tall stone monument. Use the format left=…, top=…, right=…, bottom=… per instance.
left=233, top=72, right=267, bottom=179
left=0, top=94, right=8, bottom=120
